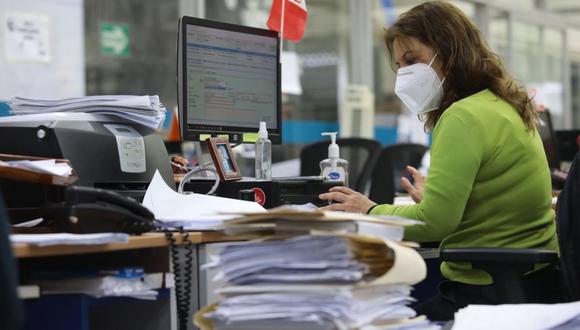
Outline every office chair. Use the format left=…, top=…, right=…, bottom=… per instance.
left=368, top=143, right=428, bottom=204
left=555, top=150, right=580, bottom=302
left=438, top=151, right=580, bottom=304
left=299, top=138, right=380, bottom=192
left=0, top=191, right=23, bottom=330
left=555, top=129, right=580, bottom=163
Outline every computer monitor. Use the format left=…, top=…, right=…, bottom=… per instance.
left=537, top=110, right=561, bottom=170
left=178, top=17, right=281, bottom=144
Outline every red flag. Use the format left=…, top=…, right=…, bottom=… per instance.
left=267, top=0, right=308, bottom=42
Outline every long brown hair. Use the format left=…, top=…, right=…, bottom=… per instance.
left=385, top=1, right=537, bottom=131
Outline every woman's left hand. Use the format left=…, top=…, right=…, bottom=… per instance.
left=318, top=186, right=377, bottom=213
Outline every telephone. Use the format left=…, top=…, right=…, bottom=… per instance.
left=41, top=186, right=155, bottom=234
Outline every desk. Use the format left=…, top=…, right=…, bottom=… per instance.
left=13, top=233, right=202, bottom=259
left=13, top=231, right=249, bottom=330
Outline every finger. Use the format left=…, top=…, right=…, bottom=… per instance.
left=318, top=192, right=348, bottom=203
left=406, top=165, right=420, bottom=178
left=401, top=177, right=416, bottom=195
left=318, top=203, right=346, bottom=212
left=410, top=191, right=422, bottom=203
left=407, top=165, right=425, bottom=183
left=402, top=177, right=422, bottom=203
left=328, top=186, right=356, bottom=194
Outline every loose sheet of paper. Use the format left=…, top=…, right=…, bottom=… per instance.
left=143, top=170, right=266, bottom=230
left=452, top=301, right=580, bottom=330
left=10, top=233, right=129, bottom=246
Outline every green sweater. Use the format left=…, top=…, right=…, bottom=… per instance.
left=371, top=89, right=558, bottom=285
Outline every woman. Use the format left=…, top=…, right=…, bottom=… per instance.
left=319, top=1, right=558, bottom=320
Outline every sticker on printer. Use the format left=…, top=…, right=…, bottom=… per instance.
left=252, top=188, right=266, bottom=206
left=104, top=124, right=146, bottom=173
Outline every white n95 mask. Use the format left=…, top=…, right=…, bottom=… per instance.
left=394, top=54, right=445, bottom=114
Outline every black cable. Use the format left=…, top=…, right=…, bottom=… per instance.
left=163, top=227, right=194, bottom=330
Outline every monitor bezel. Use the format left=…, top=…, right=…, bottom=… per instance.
left=178, top=16, right=282, bottom=144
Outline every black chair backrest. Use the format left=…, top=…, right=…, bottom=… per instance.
left=299, top=138, right=380, bottom=191
left=0, top=191, right=23, bottom=330
left=368, top=143, right=428, bottom=204
left=556, top=150, right=580, bottom=302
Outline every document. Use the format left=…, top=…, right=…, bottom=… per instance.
left=452, top=301, right=580, bottom=330
left=3, top=159, right=73, bottom=177
left=4, top=12, right=51, bottom=63
left=143, top=170, right=266, bottom=230
left=10, top=233, right=129, bottom=246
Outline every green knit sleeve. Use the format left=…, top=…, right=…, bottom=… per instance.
left=370, top=111, right=484, bottom=242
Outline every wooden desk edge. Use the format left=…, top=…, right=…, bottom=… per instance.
left=13, top=232, right=204, bottom=259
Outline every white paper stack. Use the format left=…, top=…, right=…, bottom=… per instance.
left=223, top=206, right=421, bottom=241
left=197, top=235, right=439, bottom=330
left=10, top=95, right=166, bottom=129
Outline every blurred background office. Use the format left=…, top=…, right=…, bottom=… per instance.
left=1, top=0, right=580, bottom=174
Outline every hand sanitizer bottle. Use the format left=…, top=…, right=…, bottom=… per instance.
left=255, top=122, right=272, bottom=180
left=319, top=132, right=348, bottom=186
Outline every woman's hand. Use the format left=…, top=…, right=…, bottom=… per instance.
left=401, top=166, right=425, bottom=203
left=318, top=186, right=377, bottom=213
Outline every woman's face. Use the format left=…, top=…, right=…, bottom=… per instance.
left=393, top=37, right=444, bottom=80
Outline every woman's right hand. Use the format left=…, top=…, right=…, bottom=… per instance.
left=401, top=166, right=425, bottom=203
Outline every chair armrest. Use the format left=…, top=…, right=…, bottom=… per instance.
left=440, top=248, right=558, bottom=265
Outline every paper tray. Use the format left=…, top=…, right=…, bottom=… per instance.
left=0, top=153, right=78, bottom=186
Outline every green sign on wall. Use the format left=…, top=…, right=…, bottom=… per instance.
left=100, top=23, right=130, bottom=57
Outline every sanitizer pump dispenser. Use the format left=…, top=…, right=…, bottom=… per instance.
left=319, top=132, right=348, bottom=186
left=255, top=122, right=272, bottom=180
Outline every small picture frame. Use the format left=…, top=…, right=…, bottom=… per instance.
left=205, top=137, right=242, bottom=181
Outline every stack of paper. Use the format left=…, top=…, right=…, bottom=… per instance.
left=222, top=206, right=420, bottom=241
left=1, top=159, right=73, bottom=177
left=196, top=235, right=439, bottom=330
left=143, top=171, right=266, bottom=230
left=10, top=95, right=166, bottom=129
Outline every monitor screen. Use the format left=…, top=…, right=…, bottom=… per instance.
left=537, top=110, right=560, bottom=170
left=178, top=17, right=281, bottom=143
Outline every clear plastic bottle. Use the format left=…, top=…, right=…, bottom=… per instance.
left=255, top=122, right=272, bottom=180
left=319, top=132, right=349, bottom=186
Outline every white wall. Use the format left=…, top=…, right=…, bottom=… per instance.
left=0, top=0, right=84, bottom=100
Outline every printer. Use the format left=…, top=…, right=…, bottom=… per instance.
left=0, top=113, right=173, bottom=222
left=182, top=178, right=342, bottom=209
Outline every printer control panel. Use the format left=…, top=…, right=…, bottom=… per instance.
left=104, top=124, right=146, bottom=173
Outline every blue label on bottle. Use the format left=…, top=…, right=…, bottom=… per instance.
left=329, top=172, right=341, bottom=180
